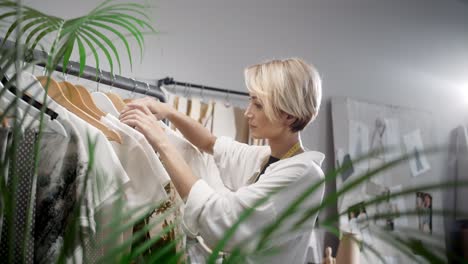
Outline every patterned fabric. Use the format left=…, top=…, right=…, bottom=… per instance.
left=0, top=129, right=37, bottom=264
left=0, top=128, right=11, bottom=242
left=34, top=125, right=88, bottom=264
left=131, top=183, right=185, bottom=263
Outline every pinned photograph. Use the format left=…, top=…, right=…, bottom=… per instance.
left=339, top=153, right=354, bottom=183
left=389, top=185, right=409, bottom=228
left=373, top=186, right=408, bottom=231
left=347, top=202, right=369, bottom=232
left=336, top=148, right=355, bottom=186
left=416, top=192, right=432, bottom=234
left=349, top=120, right=370, bottom=171
left=347, top=202, right=373, bottom=245
left=403, top=129, right=430, bottom=177
left=382, top=118, right=402, bottom=162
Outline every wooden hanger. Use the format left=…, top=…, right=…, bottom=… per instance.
left=59, top=81, right=101, bottom=120
left=36, top=76, right=122, bottom=143
left=105, top=92, right=126, bottom=112
left=74, top=84, right=107, bottom=118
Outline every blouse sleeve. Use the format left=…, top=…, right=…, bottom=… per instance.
left=182, top=158, right=317, bottom=251
left=212, top=136, right=268, bottom=190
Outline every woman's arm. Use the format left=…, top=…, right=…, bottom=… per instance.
left=166, top=108, right=216, bottom=154
left=120, top=97, right=216, bottom=154
left=119, top=106, right=198, bottom=199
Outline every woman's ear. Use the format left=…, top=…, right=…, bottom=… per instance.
left=286, top=115, right=298, bottom=126
left=281, top=112, right=297, bottom=127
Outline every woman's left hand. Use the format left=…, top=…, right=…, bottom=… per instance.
left=119, top=105, right=168, bottom=150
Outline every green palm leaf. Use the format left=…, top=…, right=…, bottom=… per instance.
left=92, top=16, right=145, bottom=60
left=86, top=21, right=134, bottom=71
left=0, top=11, right=17, bottom=23
left=76, top=29, right=115, bottom=74
left=0, top=1, right=168, bottom=263
left=0, top=0, right=155, bottom=76
left=75, top=32, right=100, bottom=79
left=76, top=37, right=87, bottom=76
left=61, top=35, right=75, bottom=71
left=81, top=25, right=122, bottom=73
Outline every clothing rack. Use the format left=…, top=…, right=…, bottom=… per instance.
left=159, top=77, right=250, bottom=97
left=1, top=38, right=166, bottom=102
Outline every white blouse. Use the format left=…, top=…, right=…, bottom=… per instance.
left=183, top=136, right=326, bottom=264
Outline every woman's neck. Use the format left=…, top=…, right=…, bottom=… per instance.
left=269, top=132, right=302, bottom=158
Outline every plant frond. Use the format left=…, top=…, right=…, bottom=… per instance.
left=80, top=25, right=122, bottom=74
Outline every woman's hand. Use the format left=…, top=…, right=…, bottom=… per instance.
left=120, top=103, right=199, bottom=199
left=120, top=97, right=173, bottom=121
left=119, top=105, right=168, bottom=151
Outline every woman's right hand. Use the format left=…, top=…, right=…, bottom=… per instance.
left=120, top=97, right=174, bottom=121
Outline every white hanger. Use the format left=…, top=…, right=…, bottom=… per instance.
left=0, top=81, right=67, bottom=137
left=91, top=70, right=120, bottom=117
left=91, top=92, right=120, bottom=117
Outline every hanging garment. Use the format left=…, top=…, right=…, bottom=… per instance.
left=183, top=136, right=326, bottom=264
left=0, top=129, right=37, bottom=264
left=186, top=99, right=193, bottom=117
left=29, top=72, right=130, bottom=208
left=233, top=107, right=249, bottom=144
left=103, top=114, right=170, bottom=186
left=101, top=115, right=168, bottom=210
left=162, top=121, right=228, bottom=193
left=0, top=128, right=10, bottom=243
left=15, top=71, right=127, bottom=213
left=91, top=92, right=120, bottom=117
left=1, top=74, right=91, bottom=263
left=132, top=121, right=221, bottom=262
left=189, top=98, right=201, bottom=122
left=171, top=96, right=180, bottom=131
left=177, top=96, right=189, bottom=117
left=198, top=101, right=210, bottom=125
left=212, top=103, right=236, bottom=138
left=131, top=182, right=184, bottom=261
left=42, top=97, right=130, bottom=263
left=34, top=119, right=90, bottom=264
left=99, top=115, right=167, bottom=260
left=128, top=122, right=212, bottom=259
left=52, top=106, right=130, bottom=209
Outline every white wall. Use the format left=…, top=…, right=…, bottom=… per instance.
left=18, top=0, right=468, bottom=257
left=23, top=0, right=468, bottom=154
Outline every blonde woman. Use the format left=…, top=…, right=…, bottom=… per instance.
left=119, top=58, right=325, bottom=263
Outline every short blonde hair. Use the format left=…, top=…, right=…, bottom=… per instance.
left=244, top=58, right=322, bottom=132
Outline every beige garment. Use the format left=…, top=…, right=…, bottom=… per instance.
left=172, top=96, right=189, bottom=134
left=189, top=98, right=201, bottom=121
left=198, top=102, right=209, bottom=124
left=178, top=97, right=188, bottom=116
left=250, top=138, right=268, bottom=146
left=234, top=106, right=249, bottom=144
left=212, top=102, right=236, bottom=138
left=171, top=96, right=180, bottom=131
left=198, top=101, right=215, bottom=133
left=186, top=98, right=192, bottom=116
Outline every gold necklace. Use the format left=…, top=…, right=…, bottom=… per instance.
left=280, top=142, right=302, bottom=159
left=253, top=142, right=304, bottom=183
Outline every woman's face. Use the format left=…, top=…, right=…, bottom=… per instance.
left=244, top=94, right=289, bottom=140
